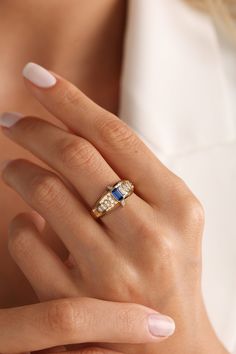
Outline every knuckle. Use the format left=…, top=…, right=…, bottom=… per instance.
left=28, top=173, right=64, bottom=208
left=183, top=196, right=205, bottom=227
left=156, top=235, right=175, bottom=260
left=137, top=219, right=157, bottom=239
left=45, top=300, right=78, bottom=335
left=135, top=209, right=158, bottom=239
left=104, top=267, right=140, bottom=301
left=59, top=137, right=101, bottom=172
left=97, top=115, right=140, bottom=150
left=43, top=299, right=90, bottom=338
left=167, top=175, right=205, bottom=231
left=135, top=212, right=175, bottom=259
left=167, top=174, right=191, bottom=199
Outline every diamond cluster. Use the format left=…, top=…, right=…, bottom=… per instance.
left=97, top=193, right=117, bottom=213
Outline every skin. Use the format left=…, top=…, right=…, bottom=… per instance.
left=0, top=294, right=167, bottom=353
left=0, top=69, right=229, bottom=354
left=0, top=0, right=126, bottom=307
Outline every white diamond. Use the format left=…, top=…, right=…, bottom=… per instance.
left=122, top=185, right=130, bottom=192
left=119, top=187, right=126, bottom=194
left=97, top=205, right=104, bottom=213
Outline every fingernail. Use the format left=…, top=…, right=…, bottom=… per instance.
left=22, top=62, right=57, bottom=88
left=148, top=314, right=175, bottom=337
left=0, top=112, right=24, bottom=128
left=0, top=160, right=12, bottom=173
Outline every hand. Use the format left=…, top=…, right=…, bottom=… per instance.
left=0, top=63, right=228, bottom=354
left=1, top=293, right=165, bottom=354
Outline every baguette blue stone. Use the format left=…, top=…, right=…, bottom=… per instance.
left=112, top=187, right=124, bottom=201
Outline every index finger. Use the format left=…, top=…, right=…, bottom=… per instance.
left=21, top=62, right=178, bottom=204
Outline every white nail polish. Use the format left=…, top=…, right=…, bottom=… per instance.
left=0, top=112, right=24, bottom=128
left=22, top=62, right=57, bottom=88
left=148, top=314, right=175, bottom=337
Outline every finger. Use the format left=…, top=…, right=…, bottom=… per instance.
left=21, top=62, right=178, bottom=205
left=29, top=211, right=69, bottom=261
left=0, top=297, right=175, bottom=353
left=1, top=159, right=108, bottom=264
left=0, top=115, right=150, bottom=232
left=0, top=115, right=119, bottom=208
left=8, top=212, right=79, bottom=301
left=29, top=209, right=47, bottom=232
left=42, top=349, right=123, bottom=354
left=35, top=346, right=67, bottom=353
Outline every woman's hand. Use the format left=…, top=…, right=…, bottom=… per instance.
left=1, top=293, right=166, bottom=354
left=0, top=63, right=228, bottom=354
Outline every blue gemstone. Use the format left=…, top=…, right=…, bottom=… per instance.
left=111, top=187, right=124, bottom=201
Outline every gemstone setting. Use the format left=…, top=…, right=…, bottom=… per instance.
left=111, top=187, right=124, bottom=201
left=93, top=180, right=134, bottom=217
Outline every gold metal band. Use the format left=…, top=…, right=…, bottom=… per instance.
left=91, top=180, right=134, bottom=218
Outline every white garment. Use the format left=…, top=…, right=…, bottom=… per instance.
left=119, top=0, right=236, bottom=352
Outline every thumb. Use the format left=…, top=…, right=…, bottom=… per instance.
left=0, top=297, right=175, bottom=353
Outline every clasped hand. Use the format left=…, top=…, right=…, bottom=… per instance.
left=0, top=63, right=213, bottom=354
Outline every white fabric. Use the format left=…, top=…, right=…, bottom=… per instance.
left=118, top=0, right=236, bottom=352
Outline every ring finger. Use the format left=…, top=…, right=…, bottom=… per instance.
left=0, top=115, right=151, bottom=235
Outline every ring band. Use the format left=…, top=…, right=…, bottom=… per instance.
left=91, top=180, right=134, bottom=218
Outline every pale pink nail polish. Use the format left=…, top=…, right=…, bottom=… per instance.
left=0, top=112, right=24, bottom=128
left=148, top=314, right=175, bottom=337
left=22, top=62, right=57, bottom=88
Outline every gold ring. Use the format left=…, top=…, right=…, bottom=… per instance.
left=91, top=180, right=134, bottom=218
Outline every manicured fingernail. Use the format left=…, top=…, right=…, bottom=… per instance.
left=0, top=160, right=12, bottom=173
left=0, top=112, right=24, bottom=128
left=22, top=62, right=57, bottom=88
left=148, top=314, right=175, bottom=337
